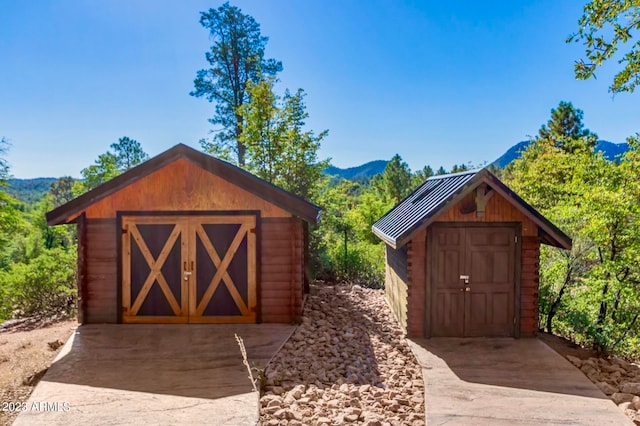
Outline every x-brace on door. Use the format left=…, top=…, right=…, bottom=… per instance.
left=121, top=213, right=257, bottom=323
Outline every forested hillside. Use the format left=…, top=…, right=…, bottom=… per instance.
left=324, top=160, right=388, bottom=183
left=6, top=178, right=57, bottom=203
left=493, top=140, right=629, bottom=168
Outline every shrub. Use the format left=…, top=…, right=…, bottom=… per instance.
left=0, top=247, right=77, bottom=319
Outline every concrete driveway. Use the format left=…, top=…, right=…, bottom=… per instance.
left=408, top=338, right=634, bottom=426
left=13, top=324, right=294, bottom=426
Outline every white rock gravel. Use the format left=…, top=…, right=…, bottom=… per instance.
left=566, top=354, right=640, bottom=424
left=259, top=283, right=425, bottom=425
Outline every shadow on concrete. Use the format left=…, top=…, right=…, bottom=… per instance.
left=409, top=337, right=609, bottom=398
left=43, top=323, right=295, bottom=400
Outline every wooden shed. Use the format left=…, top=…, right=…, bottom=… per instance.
left=47, top=144, right=320, bottom=325
left=372, top=169, right=571, bottom=338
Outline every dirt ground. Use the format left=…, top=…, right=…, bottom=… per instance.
left=538, top=331, right=601, bottom=360
left=0, top=319, right=77, bottom=426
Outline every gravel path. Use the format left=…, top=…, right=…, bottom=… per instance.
left=259, top=284, right=425, bottom=425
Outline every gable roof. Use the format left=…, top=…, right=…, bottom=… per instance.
left=47, top=144, right=321, bottom=226
left=372, top=168, right=572, bottom=250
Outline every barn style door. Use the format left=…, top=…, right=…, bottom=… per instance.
left=430, top=225, right=516, bottom=337
left=121, top=214, right=256, bottom=324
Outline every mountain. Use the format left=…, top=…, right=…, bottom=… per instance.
left=5, top=177, right=57, bottom=204
left=324, top=160, right=388, bottom=182
left=492, top=140, right=630, bottom=168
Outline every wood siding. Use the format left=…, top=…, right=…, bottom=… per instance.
left=85, top=218, right=118, bottom=323
left=521, top=236, right=540, bottom=336
left=435, top=192, right=537, bottom=237
left=260, top=217, right=304, bottom=323
left=407, top=229, right=427, bottom=337
left=385, top=244, right=409, bottom=332
left=83, top=216, right=304, bottom=324
left=393, top=191, right=541, bottom=338
left=82, top=159, right=291, bottom=220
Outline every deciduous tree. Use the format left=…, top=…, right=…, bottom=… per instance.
left=49, top=177, right=75, bottom=208
left=239, top=78, right=329, bottom=200
left=568, top=1, right=640, bottom=94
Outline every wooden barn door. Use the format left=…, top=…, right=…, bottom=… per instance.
left=122, top=216, right=188, bottom=323
left=121, top=214, right=256, bottom=324
left=190, top=215, right=256, bottom=323
left=430, top=225, right=516, bottom=337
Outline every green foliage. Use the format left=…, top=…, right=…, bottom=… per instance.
left=450, top=163, right=469, bottom=173
left=0, top=193, right=27, bottom=261
left=111, top=136, right=149, bottom=171
left=411, top=165, right=434, bottom=188
left=0, top=247, right=76, bottom=320
left=239, top=78, right=329, bottom=200
left=192, top=2, right=282, bottom=165
left=75, top=152, right=119, bottom=194
left=50, top=176, right=75, bottom=208
left=311, top=179, right=394, bottom=287
left=0, top=138, right=78, bottom=323
left=5, top=178, right=57, bottom=204
left=372, top=154, right=412, bottom=204
left=75, top=137, right=148, bottom=194
left=505, top=103, right=640, bottom=357
left=538, top=101, right=598, bottom=153
left=568, top=1, right=640, bottom=94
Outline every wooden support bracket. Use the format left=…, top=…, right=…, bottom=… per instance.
left=475, top=184, right=495, bottom=218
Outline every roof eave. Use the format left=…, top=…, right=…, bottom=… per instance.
left=480, top=173, right=572, bottom=250
left=47, top=144, right=321, bottom=226
left=371, top=226, right=398, bottom=249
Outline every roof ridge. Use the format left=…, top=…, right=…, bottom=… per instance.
left=426, top=168, right=482, bottom=181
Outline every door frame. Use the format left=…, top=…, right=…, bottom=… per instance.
left=116, top=210, right=261, bottom=324
left=424, top=222, right=522, bottom=338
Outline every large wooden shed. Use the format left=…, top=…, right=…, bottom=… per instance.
left=372, top=169, right=571, bottom=338
left=47, top=144, right=320, bottom=325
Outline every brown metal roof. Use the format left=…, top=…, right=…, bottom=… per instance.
left=372, top=168, right=572, bottom=250
left=46, top=144, right=321, bottom=225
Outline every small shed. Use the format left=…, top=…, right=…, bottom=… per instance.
left=47, top=144, right=320, bottom=325
left=372, top=169, right=571, bottom=338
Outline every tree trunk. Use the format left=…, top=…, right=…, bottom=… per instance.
left=546, top=265, right=572, bottom=334
left=611, top=289, right=622, bottom=321
left=235, top=113, right=245, bottom=166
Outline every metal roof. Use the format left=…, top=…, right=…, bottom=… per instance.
left=372, top=170, right=477, bottom=247
left=372, top=168, right=572, bottom=250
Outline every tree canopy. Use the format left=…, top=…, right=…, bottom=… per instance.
left=537, top=101, right=598, bottom=153
left=238, top=77, right=329, bottom=200
left=75, top=137, right=148, bottom=194
left=191, top=2, right=282, bottom=165
left=568, top=0, right=640, bottom=93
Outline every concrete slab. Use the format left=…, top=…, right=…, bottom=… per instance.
left=408, top=338, right=634, bottom=426
left=14, top=324, right=295, bottom=426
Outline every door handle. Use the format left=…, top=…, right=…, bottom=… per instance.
left=465, top=287, right=471, bottom=292
left=183, top=271, right=192, bottom=281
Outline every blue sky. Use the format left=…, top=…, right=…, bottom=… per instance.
left=1, top=1, right=639, bottom=178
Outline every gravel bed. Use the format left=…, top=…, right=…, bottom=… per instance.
left=259, top=283, right=425, bottom=425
